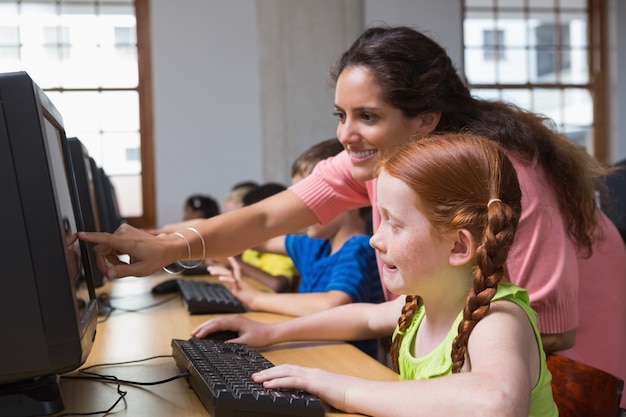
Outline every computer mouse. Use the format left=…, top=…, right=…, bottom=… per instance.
left=151, top=278, right=181, bottom=294
left=97, top=293, right=114, bottom=316
left=205, top=330, right=240, bottom=342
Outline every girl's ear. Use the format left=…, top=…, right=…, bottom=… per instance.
left=449, top=229, right=475, bottom=267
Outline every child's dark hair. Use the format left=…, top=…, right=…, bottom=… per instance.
left=378, top=133, right=523, bottom=374
left=242, top=182, right=287, bottom=206
left=291, top=138, right=344, bottom=179
left=185, top=194, right=220, bottom=218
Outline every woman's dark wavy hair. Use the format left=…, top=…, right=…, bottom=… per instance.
left=331, top=25, right=609, bottom=256
left=378, top=133, right=522, bottom=374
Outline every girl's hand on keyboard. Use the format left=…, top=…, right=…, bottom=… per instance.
left=191, top=314, right=275, bottom=347
left=252, top=364, right=366, bottom=414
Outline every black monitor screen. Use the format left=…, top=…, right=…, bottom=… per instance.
left=44, top=116, right=82, bottom=286
left=0, top=71, right=98, bottom=416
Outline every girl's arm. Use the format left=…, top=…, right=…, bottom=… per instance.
left=252, top=301, right=539, bottom=417
left=191, top=297, right=404, bottom=346
left=80, top=190, right=317, bottom=279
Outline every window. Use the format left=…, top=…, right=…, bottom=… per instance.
left=0, top=0, right=154, bottom=228
left=463, top=0, right=608, bottom=160
left=483, top=28, right=505, bottom=61
left=535, top=22, right=571, bottom=77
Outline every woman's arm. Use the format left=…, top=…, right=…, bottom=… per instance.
left=80, top=189, right=317, bottom=279
left=541, top=330, right=576, bottom=352
left=147, top=218, right=204, bottom=235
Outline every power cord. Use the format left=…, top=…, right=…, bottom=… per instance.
left=58, top=355, right=190, bottom=416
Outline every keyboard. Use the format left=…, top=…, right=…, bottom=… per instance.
left=181, top=264, right=211, bottom=275
left=177, top=279, right=246, bottom=315
left=171, top=337, right=325, bottom=417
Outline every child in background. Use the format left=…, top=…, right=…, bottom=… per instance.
left=213, top=138, right=382, bottom=313
left=222, top=181, right=259, bottom=213
left=226, top=182, right=299, bottom=293
left=192, top=133, right=558, bottom=417
left=182, top=194, right=220, bottom=221
left=210, top=138, right=383, bottom=357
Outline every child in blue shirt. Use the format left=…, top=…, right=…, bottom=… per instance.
left=210, top=138, right=383, bottom=356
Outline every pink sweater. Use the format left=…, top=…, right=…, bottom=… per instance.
left=290, top=150, right=626, bottom=401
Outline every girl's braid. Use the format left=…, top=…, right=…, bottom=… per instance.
left=450, top=200, right=518, bottom=373
left=390, top=295, right=421, bottom=373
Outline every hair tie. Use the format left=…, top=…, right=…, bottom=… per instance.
left=487, top=198, right=502, bottom=208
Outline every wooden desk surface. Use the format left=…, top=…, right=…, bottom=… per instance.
left=54, top=273, right=399, bottom=416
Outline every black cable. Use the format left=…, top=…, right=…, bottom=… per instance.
left=58, top=355, right=190, bottom=416
left=56, top=375, right=127, bottom=417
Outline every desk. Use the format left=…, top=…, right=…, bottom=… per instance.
left=54, top=273, right=399, bottom=416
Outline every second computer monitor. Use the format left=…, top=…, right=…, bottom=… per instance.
left=67, top=137, right=106, bottom=287
left=90, top=159, right=124, bottom=234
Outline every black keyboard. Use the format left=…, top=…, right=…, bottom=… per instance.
left=177, top=280, right=246, bottom=314
left=171, top=337, right=325, bottom=417
left=181, top=264, right=211, bottom=275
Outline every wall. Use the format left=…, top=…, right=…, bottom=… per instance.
left=608, top=0, right=626, bottom=163
left=256, top=1, right=363, bottom=183
left=364, top=0, right=463, bottom=68
left=151, top=1, right=263, bottom=225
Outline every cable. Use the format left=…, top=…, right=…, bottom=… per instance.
left=58, top=355, right=190, bottom=416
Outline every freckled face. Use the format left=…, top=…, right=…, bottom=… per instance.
left=369, top=172, right=452, bottom=295
left=334, top=66, right=423, bottom=182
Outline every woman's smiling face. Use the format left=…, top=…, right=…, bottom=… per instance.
left=333, top=66, right=429, bottom=182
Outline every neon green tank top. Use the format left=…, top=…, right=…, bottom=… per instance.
left=396, top=282, right=557, bottom=417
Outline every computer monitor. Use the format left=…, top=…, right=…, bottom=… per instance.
left=90, top=160, right=124, bottom=234
left=67, top=137, right=106, bottom=287
left=0, top=71, right=98, bottom=416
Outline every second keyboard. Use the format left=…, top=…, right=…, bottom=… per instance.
left=177, top=279, right=246, bottom=314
